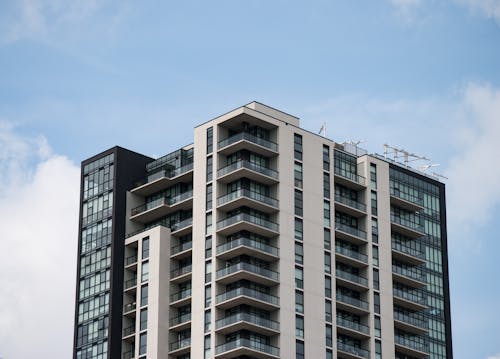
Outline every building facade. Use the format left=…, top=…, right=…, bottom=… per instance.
left=73, top=102, right=453, bottom=359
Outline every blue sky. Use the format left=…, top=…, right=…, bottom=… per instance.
left=0, top=1, right=499, bottom=358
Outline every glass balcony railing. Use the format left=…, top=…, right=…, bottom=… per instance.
left=169, top=313, right=192, bottom=327
left=334, top=194, right=367, bottom=212
left=217, top=262, right=279, bottom=282
left=122, top=325, right=135, bottom=336
left=335, top=222, right=367, bottom=240
left=123, top=302, right=136, bottom=313
left=337, top=341, right=369, bottom=358
left=218, top=132, right=278, bottom=152
left=124, top=278, right=137, bottom=290
left=393, top=288, right=427, bottom=306
left=335, top=246, right=368, bottom=263
left=171, top=264, right=192, bottom=278
left=334, top=167, right=366, bottom=186
left=394, top=310, right=428, bottom=329
left=125, top=254, right=138, bottom=266
left=171, top=218, right=193, bottom=233
left=395, top=335, right=429, bottom=353
left=170, top=289, right=192, bottom=302
left=217, top=213, right=279, bottom=233
left=148, top=163, right=193, bottom=183
left=336, top=316, right=370, bottom=334
left=171, top=241, right=193, bottom=255
left=218, top=160, right=278, bottom=180
left=391, top=241, right=426, bottom=260
left=336, top=293, right=369, bottom=311
left=217, top=189, right=278, bottom=208
left=131, top=191, right=193, bottom=216
left=392, top=265, right=426, bottom=283
left=390, top=188, right=424, bottom=207
left=336, top=269, right=368, bottom=287
left=216, top=287, right=279, bottom=306
left=122, top=350, right=134, bottom=359
left=391, top=214, right=425, bottom=233
left=170, top=338, right=191, bottom=352
left=216, top=312, right=279, bottom=331
left=215, top=338, right=279, bottom=356
left=217, top=237, right=279, bottom=257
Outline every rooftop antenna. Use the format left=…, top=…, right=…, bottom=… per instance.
left=431, top=172, right=448, bottom=180
left=419, top=164, right=440, bottom=172
left=318, top=122, right=327, bottom=137
left=383, top=144, right=429, bottom=167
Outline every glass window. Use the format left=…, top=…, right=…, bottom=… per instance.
left=324, top=228, right=331, bottom=250
left=324, top=201, right=331, bottom=227
left=296, top=291, right=304, bottom=313
left=295, top=267, right=303, bottom=289
left=296, top=340, right=304, bottom=359
left=140, top=308, right=147, bottom=331
left=295, top=242, right=304, bottom=265
left=142, top=237, right=149, bottom=259
left=207, top=127, right=213, bottom=154
left=295, top=218, right=303, bottom=240
left=325, top=276, right=332, bottom=298
left=370, top=163, right=377, bottom=189
left=296, top=315, right=304, bottom=338
left=323, top=172, right=330, bottom=198
left=294, top=162, right=303, bottom=188
left=295, top=190, right=303, bottom=217
left=206, top=184, right=212, bottom=210
left=204, top=334, right=211, bottom=359
left=375, top=316, right=381, bottom=338
left=206, top=156, right=213, bottom=182
left=326, top=324, right=332, bottom=347
left=373, top=268, right=379, bottom=290
left=206, top=212, right=212, bottom=235
left=205, top=285, right=211, bottom=307
left=141, top=285, right=148, bottom=306
left=374, top=292, right=380, bottom=314
left=294, top=134, right=303, bottom=160
left=373, top=245, right=379, bottom=267
left=375, top=339, right=382, bottom=359
left=372, top=217, right=378, bottom=244
left=371, top=191, right=378, bottom=216
left=141, top=261, right=149, bottom=283
left=324, top=252, right=331, bottom=274
left=205, top=235, right=212, bottom=258
left=204, top=310, right=211, bottom=332
left=139, top=333, right=147, bottom=355
left=325, top=300, right=332, bottom=322
left=205, top=261, right=212, bottom=283
left=323, top=145, right=330, bottom=171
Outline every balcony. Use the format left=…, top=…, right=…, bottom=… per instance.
left=123, top=302, right=137, bottom=315
left=169, top=338, right=191, bottom=355
left=335, top=246, right=368, bottom=267
left=124, top=277, right=137, bottom=291
left=217, top=213, right=279, bottom=237
left=217, top=237, right=279, bottom=261
left=390, top=188, right=425, bottom=212
left=391, top=214, right=425, bottom=238
left=336, top=316, right=370, bottom=338
left=336, top=269, right=369, bottom=290
left=125, top=253, right=138, bottom=267
left=336, top=293, right=370, bottom=314
left=170, top=217, right=193, bottom=236
left=171, top=241, right=193, bottom=260
left=122, top=324, right=135, bottom=338
left=215, top=338, right=280, bottom=359
left=169, top=313, right=192, bottom=331
left=394, top=310, right=428, bottom=334
left=337, top=341, right=370, bottom=359
left=218, top=132, right=278, bottom=157
left=394, top=335, right=429, bottom=358
left=334, top=194, right=367, bottom=218
left=334, top=167, right=366, bottom=190
left=215, top=312, right=280, bottom=335
left=216, top=262, right=279, bottom=286
left=170, top=289, right=192, bottom=307
left=130, top=191, right=193, bottom=223
left=392, top=264, right=427, bottom=288
left=391, top=241, right=426, bottom=265
left=216, top=287, right=279, bottom=311
left=122, top=349, right=134, bottom=359
left=217, top=160, right=279, bottom=185
left=217, top=189, right=279, bottom=214
left=131, top=163, right=194, bottom=196
left=393, top=288, right=427, bottom=311
left=335, top=223, right=367, bottom=245
left=171, top=264, right=192, bottom=283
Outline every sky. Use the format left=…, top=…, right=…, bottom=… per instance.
left=0, top=0, right=499, bottom=358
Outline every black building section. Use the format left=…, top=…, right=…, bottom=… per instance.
left=73, top=146, right=152, bottom=359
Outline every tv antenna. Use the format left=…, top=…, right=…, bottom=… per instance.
left=318, top=122, right=327, bottom=137
left=383, top=144, right=430, bottom=167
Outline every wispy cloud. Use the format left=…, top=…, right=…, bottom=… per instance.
left=487, top=353, right=500, bottom=359
left=0, top=121, right=79, bottom=358
left=457, top=0, right=500, bottom=22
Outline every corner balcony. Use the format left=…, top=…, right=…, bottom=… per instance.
left=169, top=313, right=192, bottom=331
left=216, top=287, right=279, bottom=311
left=336, top=316, right=370, bottom=339
left=393, top=288, right=428, bottom=311
left=217, top=189, right=279, bottom=214
left=216, top=262, right=279, bottom=286
left=334, top=194, right=367, bottom=218
left=217, top=237, right=279, bottom=261
left=391, top=214, right=425, bottom=238
left=218, top=132, right=279, bottom=157
left=169, top=338, right=191, bottom=356
left=215, top=338, right=280, bottom=359
left=337, top=341, right=370, bottom=359
left=217, top=161, right=279, bottom=185
left=392, top=264, right=427, bottom=288
left=131, top=163, right=194, bottom=196
left=170, top=264, right=192, bottom=283
left=170, top=289, right=192, bottom=307
left=391, top=241, right=426, bottom=265
left=336, top=293, right=370, bottom=315
left=130, top=191, right=193, bottom=223
left=215, top=312, right=280, bottom=336
left=394, top=310, right=428, bottom=335
left=336, top=269, right=369, bottom=291
left=334, top=167, right=366, bottom=190
left=217, top=213, right=279, bottom=238
left=394, top=335, right=429, bottom=358
left=170, top=218, right=193, bottom=237
left=335, top=223, right=367, bottom=245
left=335, top=246, right=368, bottom=268
left=390, top=188, right=425, bottom=212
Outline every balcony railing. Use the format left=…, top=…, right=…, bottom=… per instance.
left=170, top=338, right=191, bottom=352
left=217, top=262, right=279, bottom=281
left=336, top=269, right=368, bottom=287
left=122, top=325, right=135, bottom=336
left=335, top=222, right=367, bottom=240
left=217, top=213, right=279, bottom=233
left=392, top=264, right=426, bottom=283
left=335, top=245, right=368, bottom=263
left=131, top=190, right=193, bottom=216
left=216, top=312, right=279, bottom=331
left=215, top=338, right=279, bottom=356
left=337, top=341, right=369, bottom=358
left=122, top=350, right=134, bottom=359
left=171, top=241, right=193, bottom=255
left=170, top=289, right=192, bottom=302
left=393, top=288, right=427, bottom=306
left=171, top=264, right=192, bottom=278
left=218, top=132, right=278, bottom=152
left=125, top=254, right=138, bottom=266
left=334, top=194, right=367, bottom=212
left=390, top=188, right=424, bottom=207
left=336, top=293, right=369, bottom=311
left=170, top=313, right=192, bottom=327
left=391, top=214, right=425, bottom=233
left=147, top=163, right=193, bottom=183
left=391, top=241, right=426, bottom=260
left=124, top=278, right=137, bottom=290
left=217, top=188, right=279, bottom=208
left=123, top=302, right=136, bottom=313
left=216, top=287, right=279, bottom=306
left=217, top=237, right=279, bottom=257
left=336, top=316, right=370, bottom=334
left=395, top=334, right=429, bottom=353
left=218, top=160, right=278, bottom=180
left=334, top=166, right=366, bottom=186
left=171, top=217, right=193, bottom=233
left=394, top=310, right=428, bottom=330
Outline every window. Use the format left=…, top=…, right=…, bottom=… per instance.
left=206, top=212, right=212, bottom=235
left=204, top=310, right=211, bottom=332
left=205, top=261, right=212, bottom=283
left=295, top=218, right=303, bottom=240
left=374, top=292, right=380, bottom=314
left=295, top=242, right=304, bottom=265
left=142, top=237, right=149, bottom=259
left=373, top=245, right=379, bottom=267
left=296, top=340, right=304, bottom=359
left=370, top=163, right=377, bottom=189
left=373, top=268, right=380, bottom=290
left=294, top=162, right=303, bottom=188
left=326, top=349, right=333, bottom=359
left=372, top=217, right=378, bottom=244
left=374, top=315, right=381, bottom=338
left=296, top=315, right=304, bottom=338
left=324, top=229, right=331, bottom=250
left=139, top=333, right=147, bottom=355
left=375, top=339, right=382, bottom=359
left=295, top=190, right=303, bottom=217
left=141, top=285, right=148, bottom=306
left=325, top=300, right=332, bottom=322
left=206, top=156, right=213, bottom=182
left=324, top=252, right=331, bottom=274
left=204, top=335, right=211, bottom=359
left=371, top=191, right=378, bottom=216
left=141, top=261, right=149, bottom=283
left=296, top=291, right=304, bottom=313
left=323, top=145, right=330, bottom=171
left=295, top=267, right=303, bottom=289
left=205, top=285, right=211, bottom=307
left=206, top=127, right=213, bottom=154
left=205, top=236, right=212, bottom=258
left=325, top=276, right=332, bottom=298
left=323, top=172, right=330, bottom=198
left=294, top=134, right=303, bottom=160
left=140, top=308, right=147, bottom=331
left=324, top=201, right=331, bottom=227
left=326, top=324, right=332, bottom=347
left=206, top=184, right=212, bottom=210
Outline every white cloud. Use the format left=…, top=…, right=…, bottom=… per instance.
left=0, top=122, right=79, bottom=358
left=457, top=0, right=500, bottom=21
left=487, top=354, right=500, bottom=359
left=386, top=0, right=424, bottom=21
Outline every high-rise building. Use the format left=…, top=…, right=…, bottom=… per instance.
left=73, top=102, right=453, bottom=359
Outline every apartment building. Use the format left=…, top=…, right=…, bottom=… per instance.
left=73, top=102, right=453, bottom=359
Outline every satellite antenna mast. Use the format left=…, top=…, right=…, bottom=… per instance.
left=319, top=123, right=327, bottom=137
